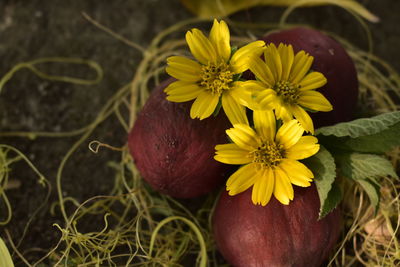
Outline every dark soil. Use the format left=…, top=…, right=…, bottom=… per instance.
left=0, top=0, right=399, bottom=266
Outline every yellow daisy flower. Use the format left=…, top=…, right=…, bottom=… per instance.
left=214, top=110, right=319, bottom=206
left=244, top=43, right=333, bottom=133
left=165, top=19, right=265, bottom=124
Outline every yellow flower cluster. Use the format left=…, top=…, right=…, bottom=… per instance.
left=165, top=19, right=333, bottom=206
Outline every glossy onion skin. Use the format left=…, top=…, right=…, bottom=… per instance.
left=213, top=184, right=341, bottom=267
left=261, top=27, right=359, bottom=127
left=128, top=79, right=232, bottom=198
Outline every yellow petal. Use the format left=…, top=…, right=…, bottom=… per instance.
left=165, top=68, right=200, bottom=82
left=299, top=72, right=327, bottom=91
left=286, top=136, right=320, bottom=160
left=256, top=88, right=277, bottom=110
left=214, top=143, right=252, bottom=165
left=278, top=43, right=294, bottom=81
left=253, top=109, right=275, bottom=142
left=230, top=40, right=265, bottom=74
left=249, top=56, right=274, bottom=87
left=222, top=92, right=248, bottom=125
left=227, top=163, right=258, bottom=195
left=289, top=104, right=314, bottom=134
left=166, top=56, right=202, bottom=82
left=298, top=90, right=333, bottom=112
left=230, top=81, right=258, bottom=109
left=209, top=19, right=231, bottom=62
left=190, top=91, right=219, bottom=120
left=273, top=166, right=294, bottom=205
left=237, top=80, right=270, bottom=110
left=164, top=80, right=184, bottom=93
left=186, top=28, right=217, bottom=65
left=264, top=43, right=282, bottom=82
left=275, top=120, right=304, bottom=149
left=259, top=168, right=275, bottom=206
left=290, top=51, right=313, bottom=84
left=226, top=124, right=260, bottom=151
left=240, top=80, right=267, bottom=94
left=279, top=159, right=314, bottom=187
left=251, top=171, right=265, bottom=205
left=274, top=102, right=292, bottom=122
left=165, top=81, right=203, bottom=102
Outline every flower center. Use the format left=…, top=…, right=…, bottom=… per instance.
left=273, top=80, right=300, bottom=104
left=200, top=61, right=233, bottom=96
left=251, top=142, right=285, bottom=168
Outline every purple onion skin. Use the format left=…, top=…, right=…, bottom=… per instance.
left=128, top=79, right=232, bottom=198
left=213, top=184, right=341, bottom=267
left=247, top=27, right=358, bottom=127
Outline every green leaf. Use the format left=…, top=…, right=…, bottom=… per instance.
left=316, top=111, right=400, bottom=138
left=356, top=179, right=380, bottom=213
left=336, top=152, right=398, bottom=180
left=335, top=152, right=398, bottom=213
left=231, top=46, right=238, bottom=55
left=303, top=146, right=338, bottom=218
left=318, top=182, right=342, bottom=219
left=0, top=237, right=14, bottom=267
left=338, top=122, right=400, bottom=153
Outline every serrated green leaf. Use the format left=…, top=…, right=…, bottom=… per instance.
left=356, top=178, right=380, bottom=213
left=336, top=152, right=398, bottom=180
left=335, top=152, right=397, bottom=213
left=318, top=182, right=342, bottom=219
left=0, top=237, right=14, bottom=267
left=302, top=146, right=337, bottom=218
left=340, top=122, right=400, bottom=153
left=316, top=111, right=400, bottom=138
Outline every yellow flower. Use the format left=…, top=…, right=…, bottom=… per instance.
left=244, top=43, right=333, bottom=133
left=214, top=110, right=319, bottom=206
left=165, top=19, right=265, bottom=124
